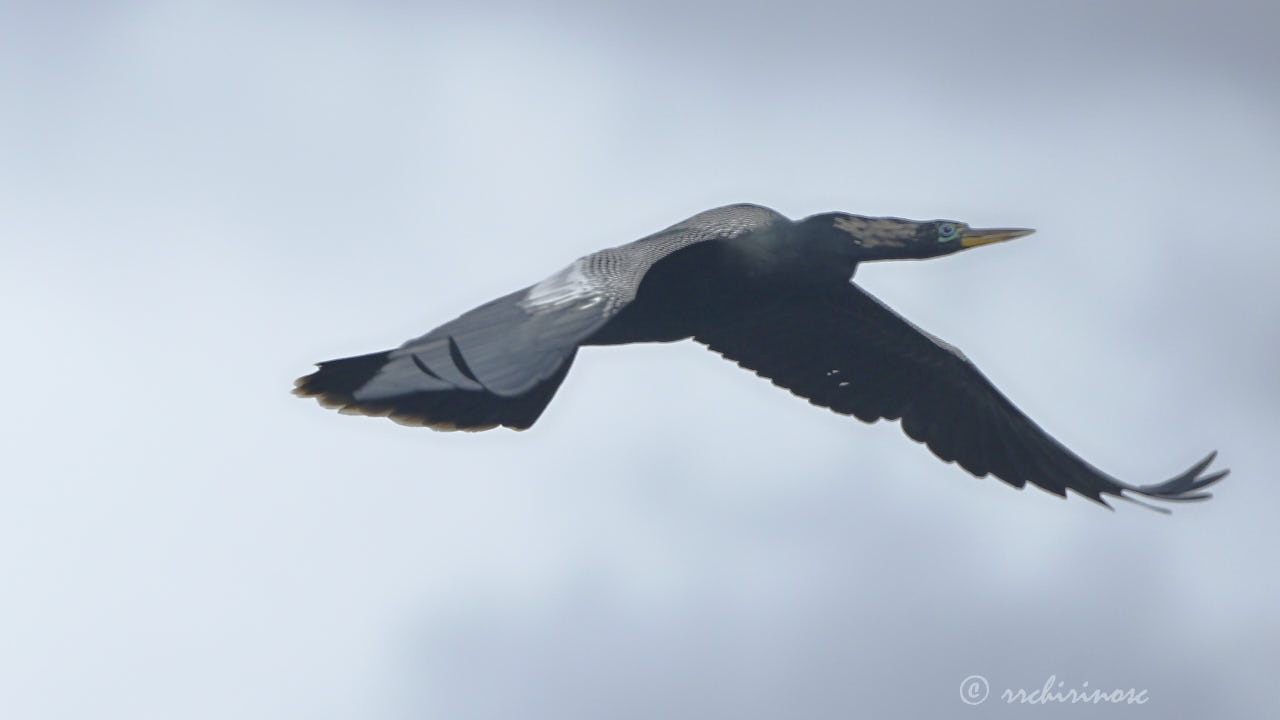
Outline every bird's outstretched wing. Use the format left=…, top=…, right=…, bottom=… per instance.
left=294, top=204, right=786, bottom=430
left=695, top=282, right=1228, bottom=510
left=292, top=288, right=591, bottom=431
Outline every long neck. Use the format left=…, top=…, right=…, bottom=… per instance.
left=759, top=214, right=861, bottom=284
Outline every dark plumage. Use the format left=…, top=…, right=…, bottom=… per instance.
left=295, top=203, right=1228, bottom=511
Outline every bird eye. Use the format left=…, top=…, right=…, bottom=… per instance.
left=938, top=223, right=957, bottom=241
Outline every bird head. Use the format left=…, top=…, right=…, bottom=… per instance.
left=800, top=213, right=1035, bottom=263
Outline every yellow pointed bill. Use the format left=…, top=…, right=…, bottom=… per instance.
left=961, top=227, right=1036, bottom=248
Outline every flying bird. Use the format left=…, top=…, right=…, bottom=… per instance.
left=295, top=203, right=1227, bottom=511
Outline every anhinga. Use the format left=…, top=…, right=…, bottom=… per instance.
left=295, top=204, right=1227, bottom=511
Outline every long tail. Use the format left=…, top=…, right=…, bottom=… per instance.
left=293, top=349, right=575, bottom=431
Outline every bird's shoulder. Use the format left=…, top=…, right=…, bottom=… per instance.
left=598, top=203, right=789, bottom=264
left=522, top=203, right=789, bottom=315
left=653, top=203, right=790, bottom=242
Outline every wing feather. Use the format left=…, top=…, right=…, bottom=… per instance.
left=296, top=204, right=787, bottom=429
left=696, top=282, right=1227, bottom=510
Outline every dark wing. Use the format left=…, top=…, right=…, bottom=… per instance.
left=695, top=282, right=1228, bottom=511
left=295, top=204, right=787, bottom=430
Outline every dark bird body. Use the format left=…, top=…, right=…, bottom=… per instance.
left=295, top=203, right=1227, bottom=511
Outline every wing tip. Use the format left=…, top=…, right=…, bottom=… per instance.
left=1114, top=450, right=1229, bottom=512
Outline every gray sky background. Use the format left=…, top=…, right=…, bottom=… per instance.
left=3, top=1, right=1278, bottom=718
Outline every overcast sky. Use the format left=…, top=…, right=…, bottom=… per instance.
left=3, top=1, right=1278, bottom=718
